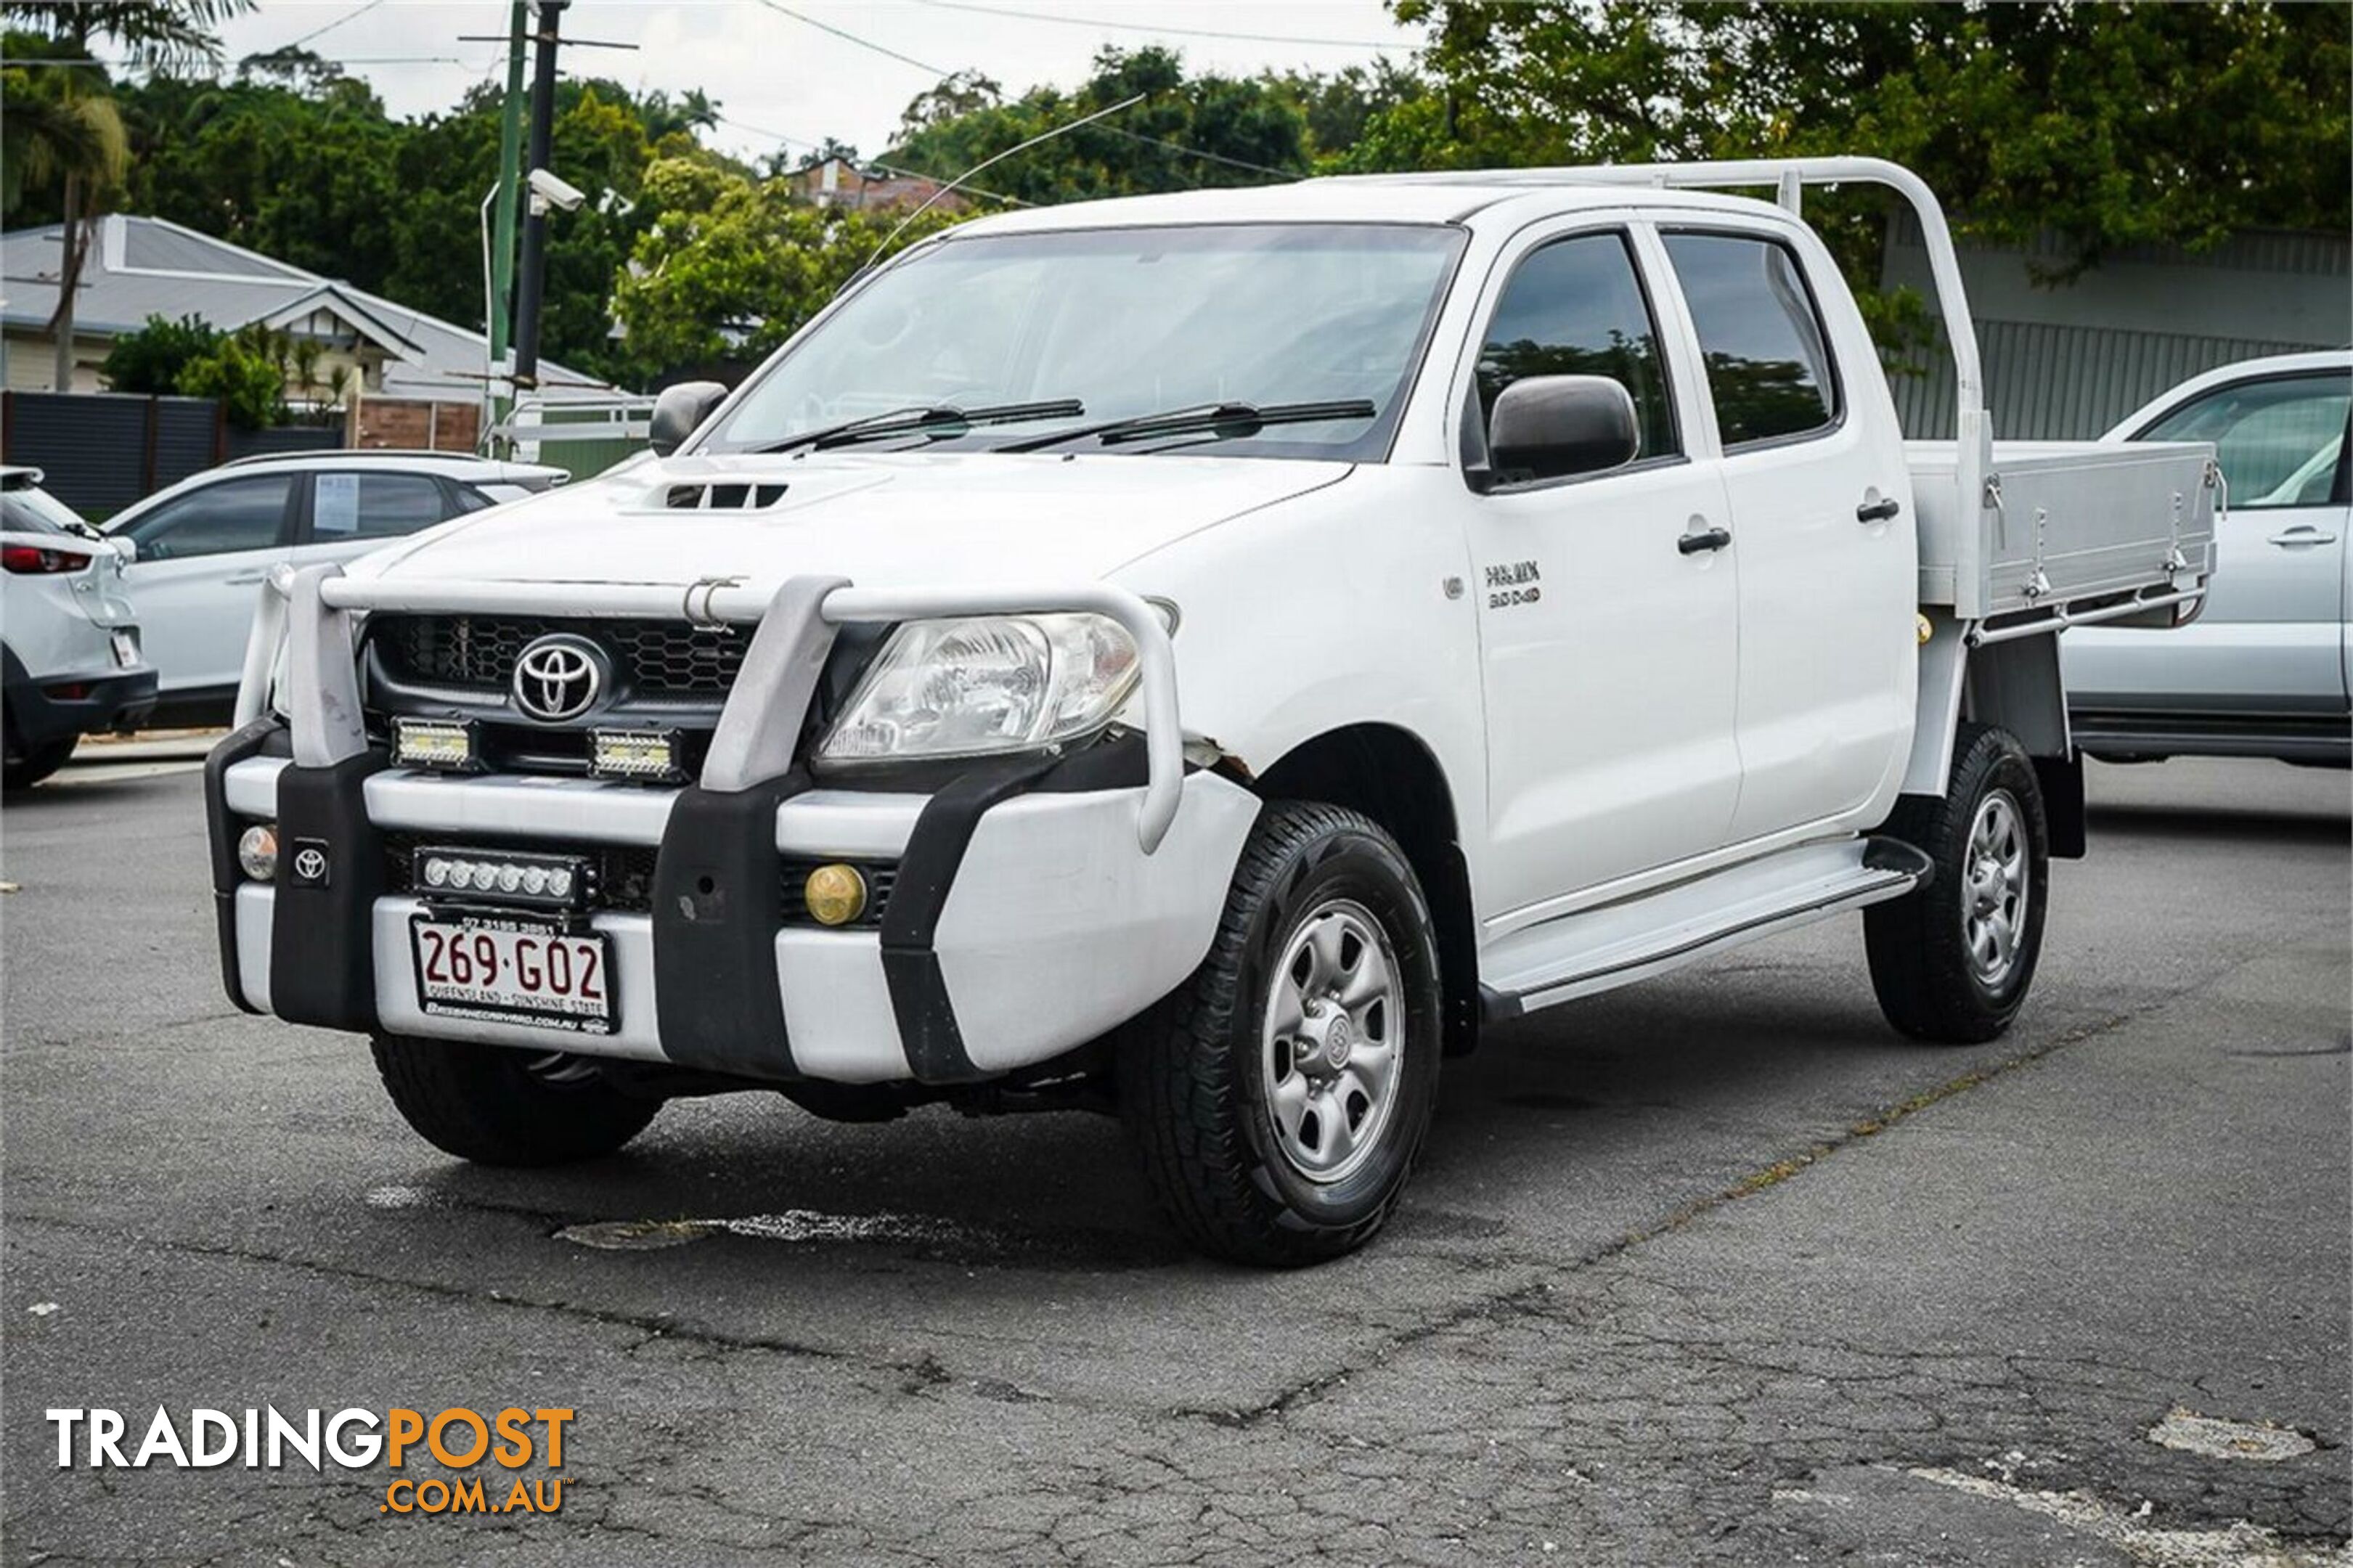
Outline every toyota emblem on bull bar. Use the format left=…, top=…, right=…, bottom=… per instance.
left=511, top=634, right=607, bottom=722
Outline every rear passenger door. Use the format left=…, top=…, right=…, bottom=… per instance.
left=1657, top=228, right=1916, bottom=843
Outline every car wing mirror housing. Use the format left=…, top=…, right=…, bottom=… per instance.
left=1485, top=375, right=1641, bottom=486
left=648, top=380, right=729, bottom=457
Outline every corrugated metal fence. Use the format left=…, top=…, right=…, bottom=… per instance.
left=0, top=391, right=338, bottom=518
left=1888, top=322, right=2312, bottom=441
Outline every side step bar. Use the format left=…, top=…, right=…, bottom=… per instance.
left=1481, top=838, right=1933, bottom=1021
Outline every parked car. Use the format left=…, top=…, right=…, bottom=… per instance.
left=102, top=450, right=566, bottom=725
left=207, top=158, right=2217, bottom=1265
left=1, top=467, right=155, bottom=788
left=2065, top=351, right=2352, bottom=764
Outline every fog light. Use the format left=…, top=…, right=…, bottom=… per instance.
left=393, top=717, right=478, bottom=772
left=589, top=728, right=683, bottom=782
left=237, top=824, right=279, bottom=881
left=804, top=863, right=868, bottom=926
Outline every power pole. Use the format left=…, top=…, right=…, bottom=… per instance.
left=510, top=0, right=568, bottom=393
left=485, top=0, right=529, bottom=447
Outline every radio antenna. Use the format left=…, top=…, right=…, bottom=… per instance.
left=862, top=92, right=1147, bottom=271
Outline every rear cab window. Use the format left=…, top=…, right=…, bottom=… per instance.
left=1661, top=231, right=1841, bottom=448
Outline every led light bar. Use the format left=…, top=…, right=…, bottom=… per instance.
left=393, top=716, right=481, bottom=772
left=588, top=727, right=685, bottom=783
left=412, top=846, right=594, bottom=911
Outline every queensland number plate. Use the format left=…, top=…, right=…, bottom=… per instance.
left=410, top=915, right=615, bottom=1034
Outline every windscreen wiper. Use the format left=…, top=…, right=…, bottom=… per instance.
left=994, top=399, right=1378, bottom=454
left=751, top=399, right=1085, bottom=455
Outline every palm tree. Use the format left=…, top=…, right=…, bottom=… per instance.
left=1, top=1, right=253, bottom=389
left=0, top=78, right=128, bottom=219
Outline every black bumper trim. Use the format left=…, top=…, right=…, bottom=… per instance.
left=652, top=772, right=812, bottom=1079
left=269, top=749, right=393, bottom=1032
left=3, top=645, right=159, bottom=751
left=203, top=716, right=289, bottom=1015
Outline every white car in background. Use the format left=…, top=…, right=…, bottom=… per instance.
left=1, top=467, right=155, bottom=788
left=102, top=450, right=566, bottom=724
left=2065, top=351, right=2352, bottom=764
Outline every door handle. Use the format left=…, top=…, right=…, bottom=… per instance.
left=2267, top=526, right=2338, bottom=547
left=1856, top=496, right=1901, bottom=523
left=224, top=572, right=269, bottom=585
left=1678, top=526, right=1732, bottom=555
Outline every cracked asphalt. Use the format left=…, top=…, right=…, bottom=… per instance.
left=2, top=753, right=2346, bottom=1566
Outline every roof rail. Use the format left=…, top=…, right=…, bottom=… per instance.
left=219, top=447, right=481, bottom=467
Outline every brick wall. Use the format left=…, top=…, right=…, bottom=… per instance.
left=354, top=399, right=480, bottom=452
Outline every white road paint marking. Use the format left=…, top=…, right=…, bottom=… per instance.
left=49, top=761, right=205, bottom=787
left=27, top=1302, right=60, bottom=1316
left=555, top=1209, right=963, bottom=1251
left=1906, top=1464, right=2349, bottom=1568
left=2148, top=1409, right=2319, bottom=1462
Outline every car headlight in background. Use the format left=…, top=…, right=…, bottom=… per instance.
left=816, top=611, right=1149, bottom=764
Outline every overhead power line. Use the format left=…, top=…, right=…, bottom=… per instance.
left=714, top=113, right=1037, bottom=207
left=750, top=0, right=947, bottom=75
left=905, top=0, right=1403, bottom=52
left=277, top=0, right=390, bottom=52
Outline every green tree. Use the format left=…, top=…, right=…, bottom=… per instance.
left=612, top=158, right=965, bottom=372
left=888, top=46, right=1311, bottom=204
left=1, top=0, right=253, bottom=390
left=98, top=311, right=220, bottom=393
left=174, top=334, right=283, bottom=428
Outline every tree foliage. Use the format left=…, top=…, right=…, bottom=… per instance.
left=172, top=327, right=285, bottom=428
left=1367, top=1, right=2352, bottom=274
left=98, top=311, right=219, bottom=393
left=613, top=158, right=965, bottom=370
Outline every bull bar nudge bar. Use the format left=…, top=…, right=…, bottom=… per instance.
left=234, top=565, right=1186, bottom=854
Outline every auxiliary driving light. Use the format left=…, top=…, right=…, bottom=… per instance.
left=412, top=846, right=591, bottom=910
left=588, top=728, right=684, bottom=783
left=237, top=824, right=279, bottom=881
left=393, top=716, right=479, bottom=772
left=803, top=863, right=868, bottom=926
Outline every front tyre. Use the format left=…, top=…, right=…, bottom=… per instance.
left=371, top=1034, right=661, bottom=1165
left=1119, top=801, right=1443, bottom=1266
left=1864, top=723, right=2050, bottom=1043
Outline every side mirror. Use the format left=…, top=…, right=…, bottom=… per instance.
left=648, top=380, right=728, bottom=457
left=1485, top=375, right=1640, bottom=485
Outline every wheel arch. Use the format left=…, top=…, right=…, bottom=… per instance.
left=1901, top=622, right=2085, bottom=858
left=1249, top=722, right=1483, bottom=1057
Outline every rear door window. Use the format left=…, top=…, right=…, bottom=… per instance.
left=1662, top=232, right=1840, bottom=447
left=311, top=472, right=460, bottom=542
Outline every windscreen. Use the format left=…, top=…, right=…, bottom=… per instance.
left=699, top=223, right=1466, bottom=462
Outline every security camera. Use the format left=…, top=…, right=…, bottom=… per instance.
left=527, top=168, right=587, bottom=214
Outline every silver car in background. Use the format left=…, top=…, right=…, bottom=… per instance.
left=2065, top=351, right=2352, bottom=764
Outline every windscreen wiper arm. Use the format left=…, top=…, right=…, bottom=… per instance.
left=994, top=399, right=1377, bottom=453
left=751, top=399, right=1085, bottom=455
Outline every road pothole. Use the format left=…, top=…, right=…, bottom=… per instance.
left=2148, top=1409, right=2319, bottom=1462
left=555, top=1210, right=964, bottom=1251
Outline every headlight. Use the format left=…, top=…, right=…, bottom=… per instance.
left=817, top=612, right=1144, bottom=764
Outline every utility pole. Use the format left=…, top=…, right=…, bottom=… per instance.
left=510, top=0, right=568, bottom=393
left=485, top=0, right=529, bottom=447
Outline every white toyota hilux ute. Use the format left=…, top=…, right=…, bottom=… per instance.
left=209, top=159, right=2216, bottom=1265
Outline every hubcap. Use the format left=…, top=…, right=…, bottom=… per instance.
left=1962, top=788, right=2029, bottom=987
left=1260, top=899, right=1405, bottom=1185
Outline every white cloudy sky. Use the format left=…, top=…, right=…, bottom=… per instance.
left=213, top=1, right=1420, bottom=165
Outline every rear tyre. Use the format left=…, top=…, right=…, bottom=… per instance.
left=1864, top=723, right=2050, bottom=1044
left=3, top=738, right=76, bottom=791
left=370, top=1034, right=661, bottom=1165
left=1118, top=801, right=1443, bottom=1267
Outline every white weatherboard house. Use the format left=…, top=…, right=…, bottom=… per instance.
left=0, top=214, right=620, bottom=446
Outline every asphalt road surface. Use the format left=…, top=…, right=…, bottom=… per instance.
left=4, top=746, right=2346, bottom=1567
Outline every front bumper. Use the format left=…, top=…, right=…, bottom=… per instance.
left=2, top=648, right=158, bottom=751
left=208, top=727, right=1259, bottom=1085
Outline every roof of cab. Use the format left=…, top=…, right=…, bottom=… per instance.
left=947, top=175, right=1786, bottom=239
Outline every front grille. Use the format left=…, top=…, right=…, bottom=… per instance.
left=375, top=616, right=751, bottom=697
left=385, top=835, right=896, bottom=927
